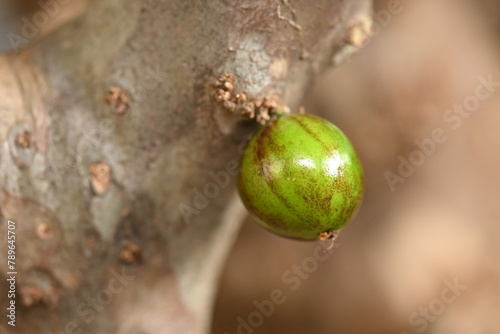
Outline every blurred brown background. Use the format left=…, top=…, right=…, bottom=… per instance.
left=213, top=0, right=500, bottom=333
left=1, top=0, right=499, bottom=333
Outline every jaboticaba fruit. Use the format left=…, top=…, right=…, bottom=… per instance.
left=238, top=114, right=363, bottom=240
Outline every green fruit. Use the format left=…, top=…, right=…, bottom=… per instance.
left=238, top=113, right=363, bottom=240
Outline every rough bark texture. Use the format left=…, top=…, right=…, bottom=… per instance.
left=0, top=1, right=371, bottom=333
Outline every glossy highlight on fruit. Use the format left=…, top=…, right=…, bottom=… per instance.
left=238, top=114, right=363, bottom=240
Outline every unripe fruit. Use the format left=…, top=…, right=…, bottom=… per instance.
left=238, top=114, right=363, bottom=240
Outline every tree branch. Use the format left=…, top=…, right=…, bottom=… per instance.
left=0, top=1, right=372, bottom=333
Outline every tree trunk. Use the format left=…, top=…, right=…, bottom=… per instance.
left=0, top=1, right=371, bottom=333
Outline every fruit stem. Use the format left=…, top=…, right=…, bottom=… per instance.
left=318, top=230, right=339, bottom=250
